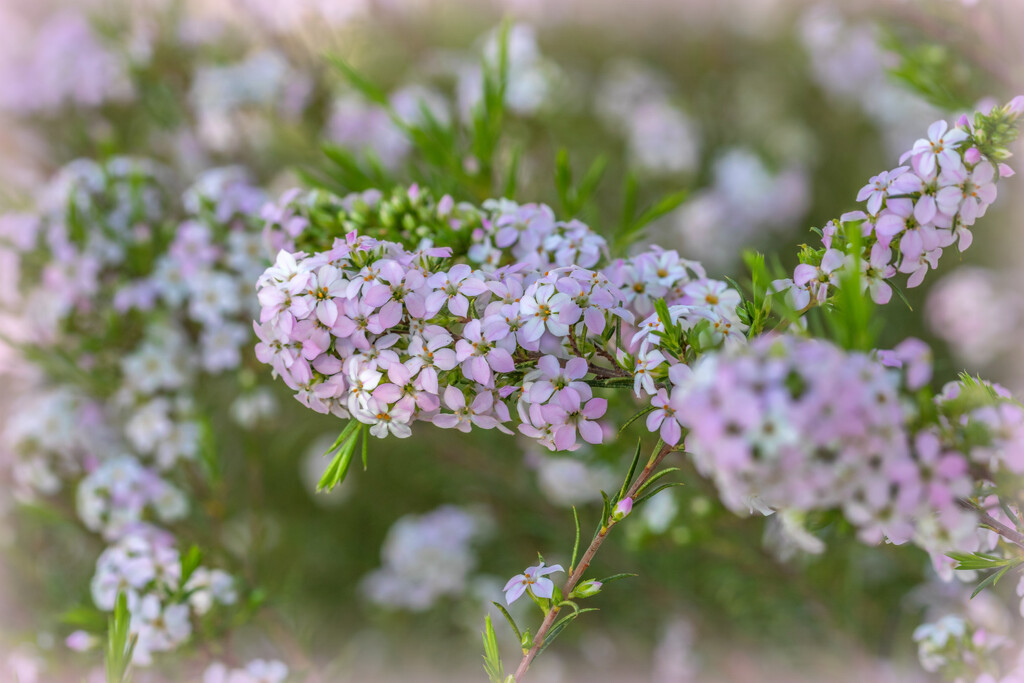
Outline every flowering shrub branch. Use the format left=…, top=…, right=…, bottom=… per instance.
left=254, top=96, right=1024, bottom=682
left=775, top=97, right=1024, bottom=310
left=510, top=441, right=675, bottom=681
left=2, top=7, right=1024, bottom=680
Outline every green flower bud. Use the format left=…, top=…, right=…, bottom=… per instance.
left=610, top=497, right=633, bottom=522
left=570, top=579, right=603, bottom=599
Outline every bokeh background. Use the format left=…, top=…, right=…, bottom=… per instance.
left=1, top=0, right=1023, bottom=681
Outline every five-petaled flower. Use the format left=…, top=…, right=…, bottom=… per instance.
left=503, top=562, right=565, bottom=605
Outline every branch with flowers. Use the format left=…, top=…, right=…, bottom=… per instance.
left=505, top=441, right=675, bottom=682
left=253, top=95, right=1024, bottom=682
left=4, top=6, right=1024, bottom=679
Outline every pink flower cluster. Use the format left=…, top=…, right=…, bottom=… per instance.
left=674, top=335, right=978, bottom=560
left=90, top=529, right=236, bottom=665
left=471, top=199, right=607, bottom=271
left=1, top=158, right=266, bottom=666
left=254, top=190, right=746, bottom=452
left=254, top=238, right=617, bottom=446
left=0, top=11, right=134, bottom=114
left=76, top=456, right=188, bottom=541
left=203, top=659, right=289, bottom=683
left=936, top=380, right=1024, bottom=477
left=777, top=104, right=1021, bottom=308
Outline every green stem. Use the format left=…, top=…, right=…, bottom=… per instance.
left=512, top=443, right=675, bottom=682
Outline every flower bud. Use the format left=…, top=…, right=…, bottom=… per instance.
left=66, top=630, right=100, bottom=652
left=570, top=579, right=603, bottom=599
left=1007, top=95, right=1024, bottom=119
left=611, top=497, right=633, bottom=522
left=964, top=147, right=982, bottom=165
left=438, top=194, right=454, bottom=216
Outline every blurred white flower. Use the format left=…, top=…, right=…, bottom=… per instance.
left=362, top=505, right=490, bottom=611
left=672, top=147, right=809, bottom=269
left=651, top=617, right=698, bottom=682
left=191, top=51, right=310, bottom=151
left=326, top=84, right=449, bottom=170
left=76, top=456, right=188, bottom=540
left=532, top=453, right=618, bottom=507
left=0, top=11, right=134, bottom=114
left=799, top=5, right=940, bottom=154
left=0, top=645, right=43, bottom=683
left=926, top=267, right=1018, bottom=366
left=595, top=59, right=699, bottom=177
left=231, top=388, right=278, bottom=429
left=640, top=490, right=678, bottom=534
left=456, top=23, right=562, bottom=118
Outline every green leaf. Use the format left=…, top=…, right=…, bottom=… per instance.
left=617, top=439, right=643, bottom=502
left=971, top=563, right=1016, bottom=599
left=947, top=551, right=1014, bottom=571
left=326, top=55, right=389, bottom=106
left=739, top=250, right=776, bottom=336
left=555, top=148, right=573, bottom=213
left=826, top=223, right=877, bottom=351
left=597, top=572, right=638, bottom=584
left=599, top=491, right=612, bottom=530
left=318, top=424, right=363, bottom=491
left=636, top=190, right=688, bottom=228
left=106, top=592, right=136, bottom=683
left=361, top=426, right=369, bottom=471
left=491, top=602, right=523, bottom=642
left=316, top=143, right=392, bottom=193
left=467, top=19, right=511, bottom=187
left=619, top=406, right=656, bottom=436
left=535, top=608, right=600, bottom=657
left=634, top=467, right=682, bottom=498
left=999, top=498, right=1024, bottom=533
left=555, top=150, right=610, bottom=216
left=482, top=615, right=505, bottom=683
left=576, top=155, right=609, bottom=213
left=60, top=605, right=107, bottom=632
left=179, top=545, right=203, bottom=587
left=324, top=421, right=360, bottom=458
left=653, top=298, right=677, bottom=342
left=634, top=482, right=685, bottom=506
left=888, top=279, right=914, bottom=312
left=570, top=506, right=581, bottom=574
left=742, top=250, right=769, bottom=297
left=881, top=33, right=977, bottom=112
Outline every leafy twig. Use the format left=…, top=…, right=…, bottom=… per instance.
left=512, top=443, right=675, bottom=681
